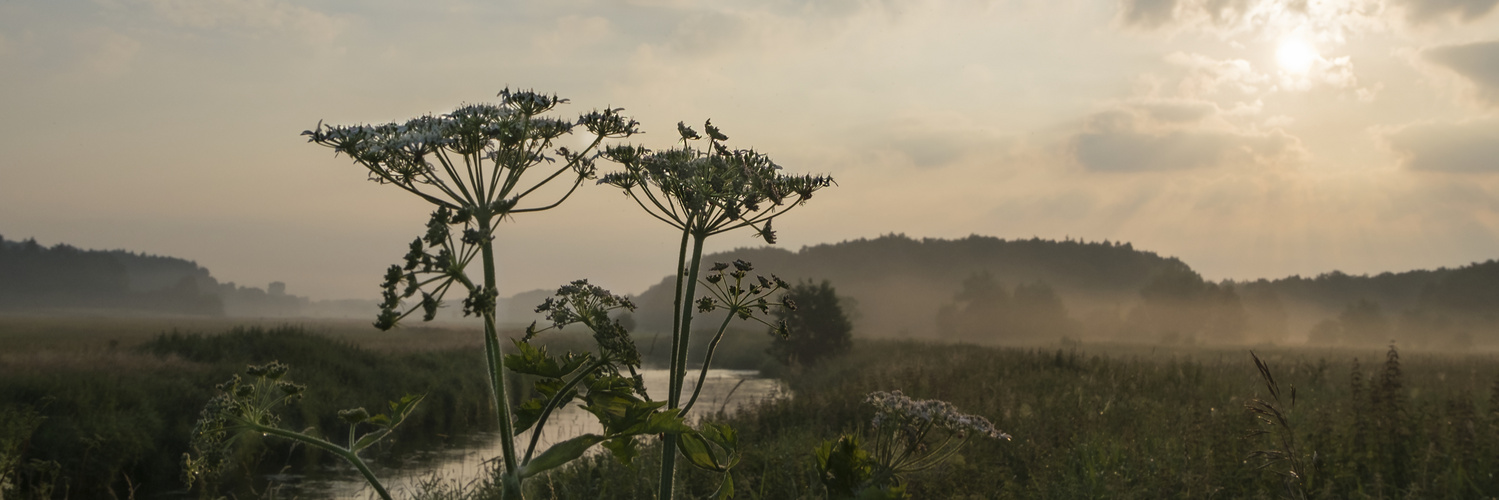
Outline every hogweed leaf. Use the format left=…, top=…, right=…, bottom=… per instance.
left=519, top=434, right=609, bottom=479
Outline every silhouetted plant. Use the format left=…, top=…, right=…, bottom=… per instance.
left=1244, top=352, right=1310, bottom=500
left=185, top=90, right=647, bottom=499
left=600, top=120, right=833, bottom=499
left=184, top=362, right=423, bottom=500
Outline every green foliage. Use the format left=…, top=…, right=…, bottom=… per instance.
left=769, top=280, right=853, bottom=367
left=185, top=361, right=427, bottom=499
left=0, top=325, right=491, bottom=497
left=546, top=340, right=1499, bottom=499
left=815, top=435, right=906, bottom=500
left=0, top=405, right=54, bottom=499
left=303, top=89, right=648, bottom=499
left=601, top=119, right=833, bottom=499
left=814, top=390, right=1006, bottom=498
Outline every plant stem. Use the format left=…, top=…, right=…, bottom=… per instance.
left=524, top=360, right=608, bottom=463
left=668, top=228, right=689, bottom=407
left=659, top=232, right=707, bottom=500
left=252, top=425, right=392, bottom=500
left=681, top=312, right=735, bottom=417
left=478, top=216, right=523, bottom=499
left=673, top=233, right=707, bottom=404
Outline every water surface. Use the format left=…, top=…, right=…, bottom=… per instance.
left=290, top=368, right=785, bottom=498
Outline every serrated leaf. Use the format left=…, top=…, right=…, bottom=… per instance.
left=518, top=433, right=608, bottom=479
left=351, top=428, right=391, bottom=452
left=713, top=469, right=734, bottom=500
left=512, top=397, right=546, bottom=435
left=504, top=340, right=591, bottom=378
left=637, top=407, right=692, bottom=435
left=676, top=432, right=724, bottom=472
left=602, top=436, right=639, bottom=465
left=351, top=394, right=424, bottom=452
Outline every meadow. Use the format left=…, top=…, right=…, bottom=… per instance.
left=0, top=316, right=509, bottom=498
left=6, top=315, right=1499, bottom=498
left=540, top=341, right=1499, bottom=499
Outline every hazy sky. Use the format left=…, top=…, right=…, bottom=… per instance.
left=2, top=0, right=1497, bottom=300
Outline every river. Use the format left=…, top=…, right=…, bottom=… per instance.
left=284, top=368, right=786, bottom=499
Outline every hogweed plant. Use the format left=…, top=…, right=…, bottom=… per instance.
left=300, top=89, right=638, bottom=498
left=815, top=390, right=1009, bottom=499
left=502, top=280, right=708, bottom=484
left=600, top=120, right=833, bottom=499
left=183, top=362, right=424, bottom=500
left=186, top=90, right=649, bottom=499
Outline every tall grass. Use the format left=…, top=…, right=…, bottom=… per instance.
left=0, top=325, right=495, bottom=497
left=543, top=340, right=1499, bottom=499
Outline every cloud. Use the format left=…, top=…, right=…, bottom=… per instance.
left=1424, top=40, right=1499, bottom=106
left=1121, top=0, right=1180, bottom=29
left=1277, top=54, right=1365, bottom=92
left=78, top=29, right=141, bottom=76
left=1166, top=52, right=1268, bottom=97
left=1118, top=0, right=1388, bottom=41
left=1385, top=119, right=1499, bottom=172
left=1068, top=102, right=1304, bottom=172
left=1139, top=99, right=1218, bottom=122
left=533, top=15, right=613, bottom=52
left=137, top=0, right=345, bottom=42
left=1392, top=0, right=1499, bottom=23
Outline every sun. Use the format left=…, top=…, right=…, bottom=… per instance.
left=1276, top=38, right=1320, bottom=74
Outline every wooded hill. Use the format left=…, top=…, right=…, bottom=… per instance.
left=0, top=236, right=303, bottom=316
left=627, top=234, right=1499, bottom=348
left=5, top=233, right=1495, bottom=347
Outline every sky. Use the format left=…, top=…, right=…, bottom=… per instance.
left=1, top=0, right=1497, bottom=300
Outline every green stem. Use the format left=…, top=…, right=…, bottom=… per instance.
left=524, top=360, right=608, bottom=463
left=251, top=425, right=392, bottom=500
left=673, top=233, right=707, bottom=406
left=668, top=228, right=690, bottom=403
left=681, top=311, right=735, bottom=417
left=478, top=216, right=523, bottom=499
left=660, top=233, right=707, bottom=500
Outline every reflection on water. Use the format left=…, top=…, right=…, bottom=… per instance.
left=289, top=369, right=785, bottom=499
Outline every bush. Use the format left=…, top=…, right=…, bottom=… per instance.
left=768, top=281, right=852, bottom=368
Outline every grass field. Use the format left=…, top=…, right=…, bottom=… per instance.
left=0, top=316, right=515, bottom=498
left=537, top=341, right=1499, bottom=499
left=7, top=315, right=1499, bottom=499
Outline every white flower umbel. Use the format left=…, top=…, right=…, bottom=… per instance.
left=864, top=390, right=1009, bottom=481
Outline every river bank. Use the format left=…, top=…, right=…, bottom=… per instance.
left=294, top=369, right=787, bottom=498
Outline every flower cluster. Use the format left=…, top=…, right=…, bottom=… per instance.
left=184, top=362, right=306, bottom=489
left=307, top=90, right=641, bottom=335
left=531, top=279, right=641, bottom=369
left=866, top=390, right=1009, bottom=440
left=697, top=260, right=791, bottom=319
left=598, top=120, right=833, bottom=241
left=303, top=90, right=637, bottom=188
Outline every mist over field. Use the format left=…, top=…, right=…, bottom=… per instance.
left=6, top=232, right=1495, bottom=352
left=4, top=0, right=1499, bottom=497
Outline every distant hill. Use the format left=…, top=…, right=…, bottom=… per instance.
left=630, top=234, right=1188, bottom=340
left=0, top=235, right=303, bottom=316
left=7, top=232, right=1494, bottom=346
left=626, top=234, right=1499, bottom=348
left=1241, top=261, right=1499, bottom=348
